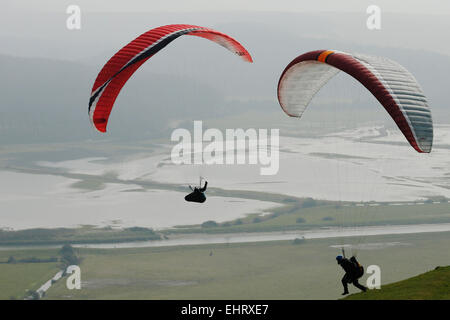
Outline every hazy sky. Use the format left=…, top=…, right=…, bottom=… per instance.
left=5, top=0, right=450, bottom=14
left=2, top=0, right=450, bottom=59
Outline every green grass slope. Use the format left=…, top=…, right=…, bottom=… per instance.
left=344, top=266, right=450, bottom=300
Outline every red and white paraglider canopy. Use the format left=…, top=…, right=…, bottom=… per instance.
left=278, top=50, right=433, bottom=153
left=89, top=24, right=253, bottom=133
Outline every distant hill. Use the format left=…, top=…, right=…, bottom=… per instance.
left=344, top=266, right=450, bottom=300
left=0, top=54, right=236, bottom=143
left=1, top=18, right=450, bottom=144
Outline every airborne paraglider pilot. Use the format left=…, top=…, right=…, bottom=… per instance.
left=336, top=255, right=367, bottom=295
left=185, top=179, right=208, bottom=203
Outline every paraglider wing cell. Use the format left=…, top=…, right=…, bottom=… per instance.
left=277, top=50, right=433, bottom=153
left=89, top=24, right=253, bottom=133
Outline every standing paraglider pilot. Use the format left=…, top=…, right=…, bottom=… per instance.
left=185, top=179, right=208, bottom=203
left=336, top=255, right=367, bottom=295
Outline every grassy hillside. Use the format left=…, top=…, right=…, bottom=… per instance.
left=43, top=232, right=450, bottom=300
left=344, top=266, right=450, bottom=300
left=0, top=232, right=448, bottom=300
left=0, top=248, right=61, bottom=300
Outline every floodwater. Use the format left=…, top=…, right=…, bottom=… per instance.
left=73, top=223, right=450, bottom=249
left=36, top=125, right=450, bottom=202
left=0, top=171, right=279, bottom=230
left=1, top=223, right=448, bottom=251
left=2, top=125, right=450, bottom=230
